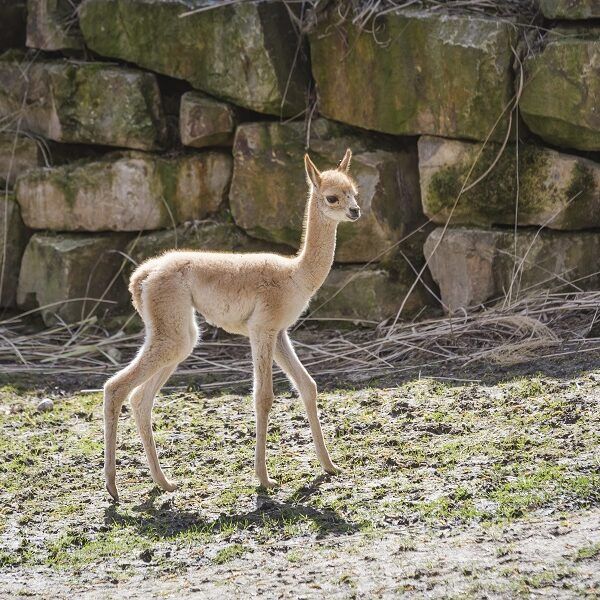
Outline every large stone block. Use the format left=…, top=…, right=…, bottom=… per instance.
left=16, top=151, right=232, bottom=231
left=310, top=263, right=432, bottom=323
left=0, top=52, right=167, bottom=150
left=79, top=0, right=310, bottom=117
left=424, top=228, right=600, bottom=313
left=419, top=136, right=600, bottom=229
left=126, top=221, right=293, bottom=274
left=0, top=1, right=27, bottom=49
left=310, top=9, right=515, bottom=142
left=539, top=0, right=600, bottom=19
left=230, top=120, right=424, bottom=263
left=17, top=233, right=132, bottom=324
left=26, top=0, right=84, bottom=51
left=0, top=193, right=30, bottom=307
left=520, top=35, right=600, bottom=151
left=179, top=92, right=236, bottom=148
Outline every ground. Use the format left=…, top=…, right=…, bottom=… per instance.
left=1, top=361, right=599, bottom=598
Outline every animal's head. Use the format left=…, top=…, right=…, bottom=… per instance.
left=304, top=149, right=360, bottom=223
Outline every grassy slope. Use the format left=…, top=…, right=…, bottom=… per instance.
left=0, top=372, right=599, bottom=596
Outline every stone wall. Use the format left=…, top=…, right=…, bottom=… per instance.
left=0, top=0, right=598, bottom=326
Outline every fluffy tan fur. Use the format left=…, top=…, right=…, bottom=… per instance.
left=103, top=149, right=360, bottom=501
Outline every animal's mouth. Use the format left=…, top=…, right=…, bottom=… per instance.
left=347, top=212, right=361, bottom=221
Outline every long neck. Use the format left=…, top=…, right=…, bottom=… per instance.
left=296, top=190, right=338, bottom=293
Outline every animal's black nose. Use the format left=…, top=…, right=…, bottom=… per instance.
left=349, top=207, right=360, bottom=219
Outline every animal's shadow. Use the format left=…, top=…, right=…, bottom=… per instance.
left=103, top=474, right=357, bottom=541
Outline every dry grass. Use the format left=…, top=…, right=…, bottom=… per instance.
left=284, top=0, right=541, bottom=35
left=1, top=289, right=599, bottom=387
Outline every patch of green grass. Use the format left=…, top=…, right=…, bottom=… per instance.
left=506, top=377, right=547, bottom=399
left=46, top=526, right=152, bottom=568
left=575, top=542, right=600, bottom=562
left=286, top=548, right=303, bottom=563
left=213, top=543, right=248, bottom=564
left=518, top=567, right=573, bottom=591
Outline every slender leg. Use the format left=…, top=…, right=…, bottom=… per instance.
left=104, top=303, right=197, bottom=501
left=130, top=363, right=178, bottom=492
left=249, top=328, right=277, bottom=488
left=104, top=343, right=174, bottom=501
left=274, top=330, right=340, bottom=474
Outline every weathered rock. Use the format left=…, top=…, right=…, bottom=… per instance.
left=36, top=398, right=54, bottom=412
left=424, top=228, right=600, bottom=312
left=539, top=0, right=600, bottom=19
left=0, top=1, right=27, bottom=49
left=17, top=233, right=132, bottom=325
left=311, top=264, right=432, bottom=323
left=520, top=35, right=600, bottom=151
left=126, top=221, right=293, bottom=275
left=0, top=53, right=167, bottom=150
left=16, top=151, right=231, bottom=231
left=0, top=133, right=41, bottom=188
left=310, top=9, right=515, bottom=142
left=419, top=136, right=600, bottom=230
left=26, top=0, right=84, bottom=51
left=180, top=92, right=236, bottom=148
left=79, top=0, right=310, bottom=116
left=0, top=193, right=30, bottom=307
left=230, top=120, right=424, bottom=263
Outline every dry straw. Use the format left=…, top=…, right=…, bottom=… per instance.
left=1, top=288, right=599, bottom=388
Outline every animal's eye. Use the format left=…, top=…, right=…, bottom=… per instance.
left=325, top=195, right=338, bottom=204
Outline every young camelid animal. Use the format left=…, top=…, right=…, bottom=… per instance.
left=103, top=149, right=360, bottom=501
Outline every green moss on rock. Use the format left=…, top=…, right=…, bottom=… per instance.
left=0, top=54, right=166, bottom=149
left=419, top=136, right=600, bottom=230
left=79, top=0, right=310, bottom=117
left=309, top=9, right=515, bottom=142
left=520, top=37, right=600, bottom=151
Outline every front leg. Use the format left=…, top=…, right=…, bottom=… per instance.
left=249, top=328, right=277, bottom=488
left=274, top=330, right=340, bottom=475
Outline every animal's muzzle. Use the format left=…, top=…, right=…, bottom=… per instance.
left=348, top=207, right=361, bottom=221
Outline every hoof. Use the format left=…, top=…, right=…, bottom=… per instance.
left=258, top=478, right=278, bottom=489
left=160, top=480, right=177, bottom=493
left=324, top=463, right=342, bottom=475
left=106, top=482, right=119, bottom=503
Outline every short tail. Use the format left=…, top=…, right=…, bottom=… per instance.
left=128, top=262, right=153, bottom=315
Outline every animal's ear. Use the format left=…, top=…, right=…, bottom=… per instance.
left=304, top=153, right=321, bottom=188
left=338, top=148, right=352, bottom=173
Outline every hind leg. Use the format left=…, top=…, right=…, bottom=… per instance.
left=130, top=364, right=178, bottom=492
left=129, top=312, right=199, bottom=491
left=104, top=277, right=197, bottom=501
left=104, top=343, right=182, bottom=501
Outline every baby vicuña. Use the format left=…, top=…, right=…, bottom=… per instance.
left=103, top=149, right=361, bottom=501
